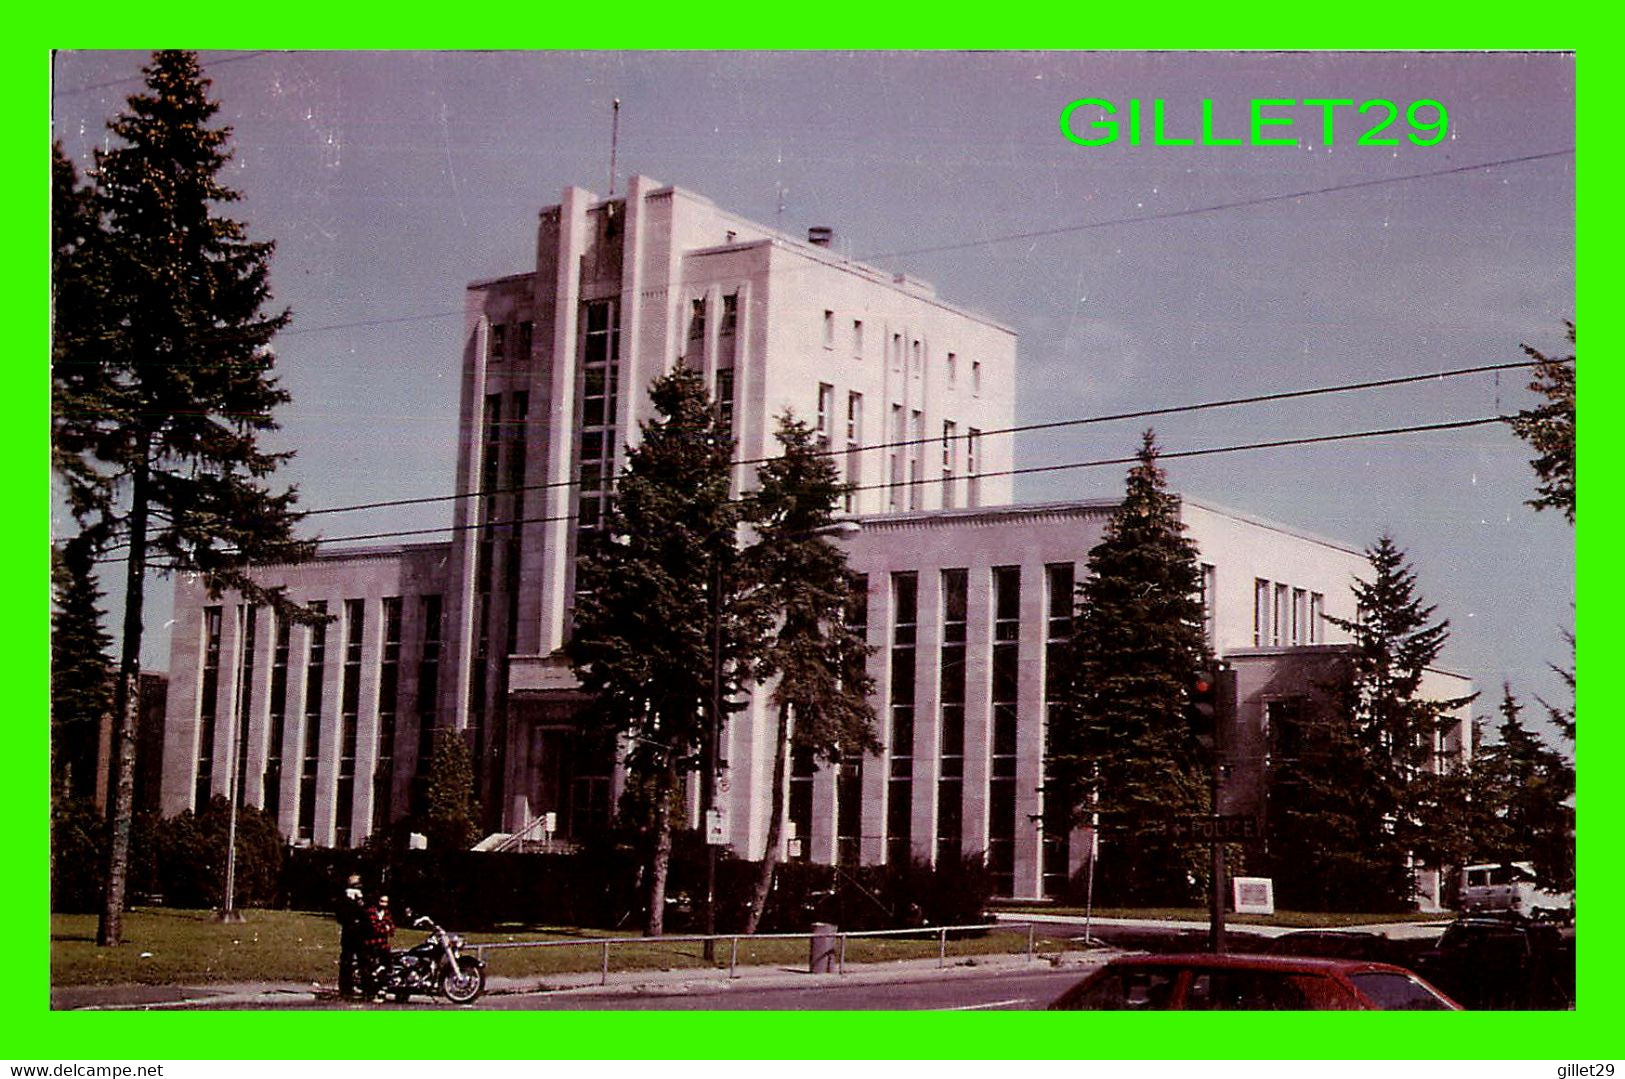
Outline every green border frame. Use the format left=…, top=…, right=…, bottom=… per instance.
left=19, top=12, right=1605, bottom=1061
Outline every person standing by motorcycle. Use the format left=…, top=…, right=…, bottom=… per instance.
left=336, top=874, right=367, bottom=999
left=361, top=893, right=397, bottom=1002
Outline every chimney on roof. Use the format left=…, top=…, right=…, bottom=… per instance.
left=807, top=226, right=834, bottom=247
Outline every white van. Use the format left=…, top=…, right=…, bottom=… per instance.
left=1460, top=862, right=1572, bottom=919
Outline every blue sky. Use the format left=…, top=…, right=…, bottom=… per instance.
left=51, top=50, right=1575, bottom=729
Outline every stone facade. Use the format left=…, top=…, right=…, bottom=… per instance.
left=158, top=179, right=1471, bottom=900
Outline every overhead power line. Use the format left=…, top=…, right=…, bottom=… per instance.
left=298, top=358, right=1537, bottom=519
left=236, top=148, right=1572, bottom=341
left=301, top=412, right=1515, bottom=549
left=866, top=149, right=1573, bottom=261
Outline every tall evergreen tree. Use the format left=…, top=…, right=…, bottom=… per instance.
left=567, top=363, right=762, bottom=935
left=50, top=536, right=114, bottom=799
left=1475, top=686, right=1575, bottom=892
left=741, top=413, right=879, bottom=933
left=51, top=52, right=313, bottom=946
left=1508, top=322, right=1575, bottom=523
left=1322, top=534, right=1476, bottom=907
left=1051, top=430, right=1210, bottom=904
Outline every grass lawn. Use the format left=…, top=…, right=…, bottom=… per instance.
left=50, top=908, right=1094, bottom=988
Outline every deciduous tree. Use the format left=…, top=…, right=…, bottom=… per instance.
left=741, top=413, right=879, bottom=933
left=568, top=364, right=762, bottom=935
left=423, top=729, right=483, bottom=852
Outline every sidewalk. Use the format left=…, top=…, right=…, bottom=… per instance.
left=50, top=947, right=1116, bottom=1011
left=993, top=912, right=1454, bottom=941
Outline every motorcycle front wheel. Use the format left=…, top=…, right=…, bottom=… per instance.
left=440, top=958, right=485, bottom=1004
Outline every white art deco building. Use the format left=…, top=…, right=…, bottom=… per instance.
left=159, top=177, right=1471, bottom=901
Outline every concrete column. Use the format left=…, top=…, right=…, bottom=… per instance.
left=1012, top=562, right=1048, bottom=900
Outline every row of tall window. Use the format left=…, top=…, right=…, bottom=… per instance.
left=813, top=383, right=982, bottom=515
left=195, top=596, right=444, bottom=848
left=820, top=310, right=984, bottom=398
left=1253, top=578, right=1326, bottom=648
left=791, top=565, right=1071, bottom=894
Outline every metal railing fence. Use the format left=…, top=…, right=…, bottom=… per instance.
left=471, top=921, right=1047, bottom=986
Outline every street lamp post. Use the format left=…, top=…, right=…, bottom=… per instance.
left=217, top=603, right=248, bottom=924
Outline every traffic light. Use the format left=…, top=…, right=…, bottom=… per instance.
left=1188, top=667, right=1218, bottom=750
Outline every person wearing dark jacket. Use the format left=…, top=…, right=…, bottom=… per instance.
left=336, top=874, right=367, bottom=999
left=360, top=894, right=397, bottom=1002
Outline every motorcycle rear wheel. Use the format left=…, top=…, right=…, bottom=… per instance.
left=440, top=958, right=485, bottom=1004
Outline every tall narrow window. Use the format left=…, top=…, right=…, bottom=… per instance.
left=297, top=602, right=327, bottom=842
left=490, top=322, right=507, bottom=362
left=891, top=332, right=902, bottom=371
left=720, top=292, right=738, bottom=335
left=816, top=383, right=835, bottom=453
left=1309, top=593, right=1325, bottom=644
left=888, top=404, right=904, bottom=511
left=844, top=392, right=863, bottom=514
left=195, top=606, right=223, bottom=812
left=233, top=605, right=258, bottom=808
left=1200, top=564, right=1217, bottom=649
left=1254, top=579, right=1272, bottom=647
left=515, top=320, right=533, bottom=363
left=941, top=421, right=958, bottom=510
left=689, top=297, right=706, bottom=342
left=910, top=338, right=922, bottom=378
left=966, top=428, right=982, bottom=508
left=716, top=368, right=736, bottom=438
left=908, top=409, right=923, bottom=511
left=1291, top=588, right=1308, bottom=646
left=937, top=569, right=968, bottom=865
left=335, top=599, right=364, bottom=848
left=837, top=576, right=869, bottom=867
left=578, top=299, right=620, bottom=535
left=851, top=319, right=863, bottom=358
left=887, top=572, right=918, bottom=866
left=375, top=597, right=403, bottom=828
left=1042, top=564, right=1075, bottom=897
left=1273, top=583, right=1290, bottom=647
left=412, top=595, right=443, bottom=816
left=947, top=351, right=958, bottom=386
left=989, top=565, right=1021, bottom=895
left=264, top=612, right=290, bottom=821
left=972, top=360, right=983, bottom=396
left=823, top=309, right=835, bottom=349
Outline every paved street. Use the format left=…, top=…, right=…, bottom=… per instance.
left=51, top=916, right=1456, bottom=1013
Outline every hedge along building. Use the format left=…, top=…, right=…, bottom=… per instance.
left=158, top=177, right=1471, bottom=903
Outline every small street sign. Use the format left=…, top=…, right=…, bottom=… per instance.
left=1169, top=814, right=1259, bottom=842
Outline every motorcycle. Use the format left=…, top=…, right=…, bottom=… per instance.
left=371, top=914, right=486, bottom=1004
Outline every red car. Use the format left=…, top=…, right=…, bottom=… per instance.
left=1049, top=953, right=1461, bottom=1011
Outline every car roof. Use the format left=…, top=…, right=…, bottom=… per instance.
left=1103, top=952, right=1413, bottom=976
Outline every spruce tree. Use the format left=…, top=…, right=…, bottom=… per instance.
left=50, top=536, right=114, bottom=800
left=741, top=413, right=879, bottom=933
left=567, top=363, right=762, bottom=935
left=1476, top=686, right=1575, bottom=892
left=1323, top=534, right=1476, bottom=907
left=1508, top=322, right=1575, bottom=523
left=51, top=52, right=313, bottom=946
left=1051, top=430, right=1210, bottom=905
